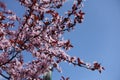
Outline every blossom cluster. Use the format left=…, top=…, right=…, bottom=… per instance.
left=0, top=0, right=104, bottom=80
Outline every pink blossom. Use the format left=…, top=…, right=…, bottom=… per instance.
left=0, top=0, right=104, bottom=80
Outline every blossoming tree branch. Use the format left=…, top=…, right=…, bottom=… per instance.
left=0, top=0, right=104, bottom=80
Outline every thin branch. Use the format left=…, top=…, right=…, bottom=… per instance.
left=0, top=52, right=19, bottom=67
left=0, top=73, right=10, bottom=80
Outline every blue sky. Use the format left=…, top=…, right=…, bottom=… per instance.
left=3, top=0, right=120, bottom=80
